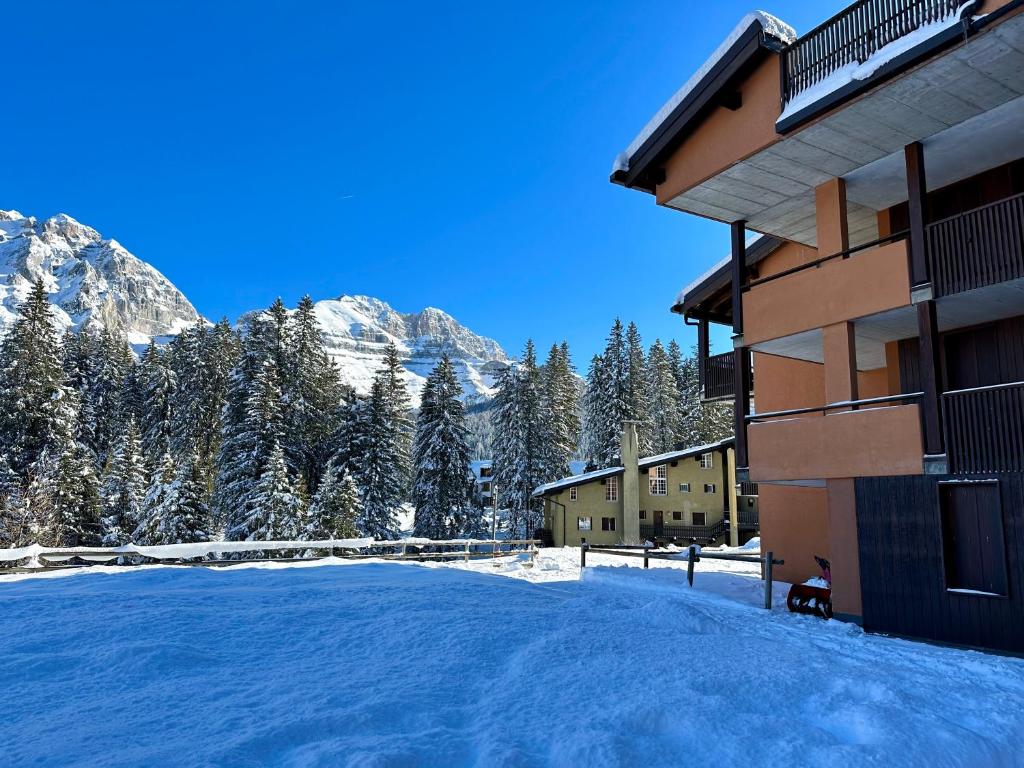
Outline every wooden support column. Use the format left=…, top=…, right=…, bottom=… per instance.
left=733, top=348, right=751, bottom=470
left=731, top=221, right=749, bottom=472
left=905, top=142, right=930, bottom=288
left=917, top=299, right=946, bottom=466
left=730, top=221, right=746, bottom=337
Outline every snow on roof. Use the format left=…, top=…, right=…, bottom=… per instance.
left=674, top=234, right=762, bottom=308
left=613, top=11, right=796, bottom=175
left=638, top=437, right=735, bottom=469
left=533, top=466, right=624, bottom=497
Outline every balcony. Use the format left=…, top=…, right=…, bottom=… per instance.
left=724, top=507, right=760, bottom=531
left=701, top=351, right=754, bottom=402
left=640, top=521, right=727, bottom=544
left=927, top=192, right=1024, bottom=298
left=742, top=237, right=911, bottom=347
left=780, top=0, right=965, bottom=127
left=943, top=381, right=1024, bottom=474
left=747, top=395, right=925, bottom=482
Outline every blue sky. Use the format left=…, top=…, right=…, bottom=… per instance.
left=7, top=1, right=845, bottom=364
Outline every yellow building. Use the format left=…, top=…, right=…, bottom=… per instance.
left=534, top=424, right=757, bottom=547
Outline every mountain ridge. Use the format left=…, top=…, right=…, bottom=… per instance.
left=0, top=209, right=510, bottom=404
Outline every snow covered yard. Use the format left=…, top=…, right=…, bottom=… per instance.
left=2, top=553, right=1023, bottom=767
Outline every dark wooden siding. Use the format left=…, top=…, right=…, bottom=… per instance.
left=856, top=474, right=1024, bottom=653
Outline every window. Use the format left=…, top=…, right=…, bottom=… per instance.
left=679, top=483, right=691, bottom=493
left=577, top=517, right=592, bottom=531
left=747, top=497, right=755, bottom=508
left=480, top=482, right=491, bottom=493
left=649, top=465, right=667, bottom=495
left=569, top=487, right=577, bottom=502
left=601, top=517, right=616, bottom=532
left=692, top=512, right=707, bottom=526
left=672, top=511, right=682, bottom=521
left=940, top=482, right=1007, bottom=596
left=639, top=510, right=646, bottom=520
left=605, top=476, right=618, bottom=502
left=703, top=483, right=716, bottom=494
left=700, top=452, right=714, bottom=469
left=479, top=466, right=492, bottom=478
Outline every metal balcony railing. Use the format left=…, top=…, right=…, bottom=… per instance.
left=701, top=352, right=754, bottom=402
left=942, top=381, right=1024, bottom=474
left=639, top=520, right=728, bottom=543
left=781, top=0, right=963, bottom=110
left=926, top=192, right=1024, bottom=297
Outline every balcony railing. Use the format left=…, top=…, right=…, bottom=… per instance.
left=926, top=192, right=1024, bottom=297
left=942, top=381, right=1024, bottom=474
left=640, top=520, right=728, bottom=544
left=724, top=508, right=760, bottom=530
left=701, top=351, right=754, bottom=402
left=781, top=0, right=963, bottom=111
left=739, top=481, right=759, bottom=497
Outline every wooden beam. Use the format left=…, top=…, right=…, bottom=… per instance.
left=733, top=348, right=751, bottom=469
left=917, top=300, right=944, bottom=457
left=697, top=319, right=710, bottom=394
left=905, top=142, right=930, bottom=286
left=731, top=220, right=746, bottom=336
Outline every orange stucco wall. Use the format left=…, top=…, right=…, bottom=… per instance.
left=826, top=479, right=861, bottom=620
left=743, top=240, right=912, bottom=346
left=656, top=56, right=782, bottom=204
left=758, top=484, right=829, bottom=587
left=756, top=241, right=819, bottom=281
left=748, top=404, right=924, bottom=482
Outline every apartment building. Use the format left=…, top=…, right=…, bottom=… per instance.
left=533, top=424, right=758, bottom=548
left=612, top=1, right=1024, bottom=652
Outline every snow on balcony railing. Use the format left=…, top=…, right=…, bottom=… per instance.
left=779, top=0, right=973, bottom=125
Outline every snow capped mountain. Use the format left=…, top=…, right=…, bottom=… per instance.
left=0, top=210, right=202, bottom=345
left=310, top=295, right=509, bottom=404
left=0, top=209, right=509, bottom=404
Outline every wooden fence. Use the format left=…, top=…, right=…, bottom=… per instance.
left=580, top=543, right=784, bottom=610
left=0, top=539, right=540, bottom=574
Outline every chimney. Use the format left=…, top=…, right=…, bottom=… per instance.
left=620, top=421, right=640, bottom=543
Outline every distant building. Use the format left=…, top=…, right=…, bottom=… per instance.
left=534, top=423, right=757, bottom=548
left=470, top=460, right=494, bottom=505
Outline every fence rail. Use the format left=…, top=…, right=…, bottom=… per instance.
left=942, top=381, right=1024, bottom=474
left=0, top=538, right=541, bottom=572
left=927, top=192, right=1024, bottom=297
left=581, top=543, right=784, bottom=610
left=781, top=0, right=964, bottom=109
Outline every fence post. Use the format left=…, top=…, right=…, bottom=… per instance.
left=464, top=542, right=470, bottom=562
left=764, top=551, right=774, bottom=610
left=687, top=545, right=697, bottom=587
left=580, top=542, right=587, bottom=569
left=643, top=547, right=649, bottom=569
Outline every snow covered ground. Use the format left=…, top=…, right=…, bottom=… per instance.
left=2, top=548, right=1023, bottom=767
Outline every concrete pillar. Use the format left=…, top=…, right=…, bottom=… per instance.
left=826, top=478, right=862, bottom=624
left=620, top=421, right=640, bottom=543
left=815, top=178, right=849, bottom=257
left=823, top=322, right=859, bottom=409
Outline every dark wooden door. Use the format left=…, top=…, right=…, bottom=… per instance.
left=653, top=511, right=664, bottom=536
left=940, top=482, right=1008, bottom=596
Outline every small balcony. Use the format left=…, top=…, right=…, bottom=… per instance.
left=640, top=520, right=728, bottom=544
left=723, top=507, right=760, bottom=531
left=701, top=351, right=754, bottom=402
left=747, top=395, right=925, bottom=482
left=780, top=0, right=966, bottom=127
left=943, top=381, right=1024, bottom=474
left=927, top=192, right=1024, bottom=298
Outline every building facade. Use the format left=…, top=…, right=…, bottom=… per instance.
left=612, top=1, right=1024, bottom=652
left=534, top=426, right=758, bottom=548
